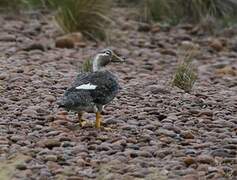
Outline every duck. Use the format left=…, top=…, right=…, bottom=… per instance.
left=58, top=49, right=124, bottom=128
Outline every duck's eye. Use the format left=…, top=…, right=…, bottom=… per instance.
left=105, top=51, right=111, bottom=56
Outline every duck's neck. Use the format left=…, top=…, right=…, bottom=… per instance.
left=92, top=55, right=102, bottom=72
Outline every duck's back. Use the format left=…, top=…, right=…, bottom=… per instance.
left=77, top=70, right=120, bottom=104
left=61, top=70, right=120, bottom=111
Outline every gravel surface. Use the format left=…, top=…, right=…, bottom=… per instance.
left=0, top=8, right=237, bottom=180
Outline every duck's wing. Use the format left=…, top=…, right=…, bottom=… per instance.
left=60, top=71, right=120, bottom=110
left=59, top=72, right=93, bottom=109
left=81, top=71, right=120, bottom=105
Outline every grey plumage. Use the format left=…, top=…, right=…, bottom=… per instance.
left=59, top=70, right=120, bottom=112
left=58, top=48, right=124, bottom=128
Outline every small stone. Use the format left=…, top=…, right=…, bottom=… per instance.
left=184, top=157, right=196, bottom=166
left=137, top=150, right=152, bottom=158
left=231, top=41, right=237, bottom=52
left=67, top=176, right=84, bottom=180
left=0, top=34, right=16, bottom=41
left=97, top=142, right=111, bottom=151
left=55, top=32, right=83, bottom=49
left=16, top=163, right=27, bottom=170
left=181, top=131, right=195, bottom=139
left=151, top=24, right=160, bottom=33
left=137, top=23, right=151, bottom=32
left=197, top=155, right=215, bottom=165
left=44, top=155, right=58, bottom=162
left=156, top=149, right=172, bottom=158
left=39, top=139, right=61, bottom=149
left=121, top=124, right=137, bottom=131
left=182, top=174, right=199, bottom=180
left=215, top=66, right=237, bottom=76
left=22, top=109, right=37, bottom=117
left=185, top=149, right=197, bottom=155
left=23, top=42, right=45, bottom=51
left=211, top=149, right=234, bottom=158
left=10, top=135, right=23, bottom=142
left=0, top=73, right=8, bottom=80
left=55, top=37, right=74, bottom=48
left=76, top=158, right=90, bottom=167
left=156, top=128, right=176, bottom=138
left=160, top=49, right=176, bottom=56
left=45, top=95, right=56, bottom=103
left=209, top=39, right=223, bottom=51
left=198, top=110, right=213, bottom=117
left=145, top=85, right=170, bottom=94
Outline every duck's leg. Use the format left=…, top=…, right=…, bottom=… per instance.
left=95, top=111, right=113, bottom=131
left=95, top=112, right=102, bottom=128
left=78, top=112, right=86, bottom=127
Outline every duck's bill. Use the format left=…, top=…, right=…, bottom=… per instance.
left=111, top=52, right=125, bottom=63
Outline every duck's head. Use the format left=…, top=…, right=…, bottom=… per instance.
left=93, top=49, right=124, bottom=72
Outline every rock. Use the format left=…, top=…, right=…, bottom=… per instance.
left=39, top=139, right=61, bottom=149
left=55, top=32, right=83, bottom=48
left=185, top=149, right=197, bottom=155
left=142, top=64, right=154, bottom=71
left=47, top=161, right=62, bottom=173
left=231, top=41, right=237, bottom=52
left=0, top=72, right=8, bottom=80
left=55, top=37, right=74, bottom=48
left=137, top=150, right=153, bottom=158
left=45, top=95, right=56, bottom=103
left=97, top=142, right=111, bottom=151
left=226, top=138, right=237, bottom=144
left=76, top=158, right=90, bottom=167
left=182, top=174, right=199, bottom=180
left=44, top=155, right=58, bottom=162
left=175, top=35, right=192, bottom=41
left=16, top=163, right=27, bottom=170
left=156, top=128, right=177, bottom=138
left=183, top=157, right=196, bottom=166
left=39, top=169, right=52, bottom=178
left=180, top=41, right=199, bottom=51
left=215, top=66, right=237, bottom=76
left=151, top=24, right=160, bottom=33
left=181, top=131, right=194, bottom=139
left=156, top=149, right=172, bottom=158
left=23, top=42, right=45, bottom=51
left=137, top=23, right=151, bottom=32
left=209, top=39, right=223, bottom=51
left=145, top=85, right=170, bottom=94
left=67, top=176, right=84, bottom=180
left=61, top=141, right=75, bottom=147
left=211, top=149, right=235, bottom=158
left=232, top=167, right=237, bottom=176
left=197, top=155, right=215, bottom=165
left=124, top=149, right=138, bottom=158
left=22, top=109, right=37, bottom=117
left=10, top=135, right=24, bottom=142
left=198, top=110, right=213, bottom=117
left=0, top=34, right=16, bottom=41
left=121, top=124, right=137, bottom=131
left=160, top=49, right=177, bottom=56
left=121, top=22, right=134, bottom=31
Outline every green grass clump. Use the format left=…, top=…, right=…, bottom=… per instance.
left=51, top=0, right=112, bottom=41
left=0, top=0, right=22, bottom=11
left=0, top=0, right=49, bottom=11
left=81, top=58, right=93, bottom=73
left=141, top=0, right=237, bottom=26
left=172, top=52, right=198, bottom=93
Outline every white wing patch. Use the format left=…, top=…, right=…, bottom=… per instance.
left=76, top=83, right=97, bottom=90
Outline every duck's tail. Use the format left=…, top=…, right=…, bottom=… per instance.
left=57, top=99, right=67, bottom=108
